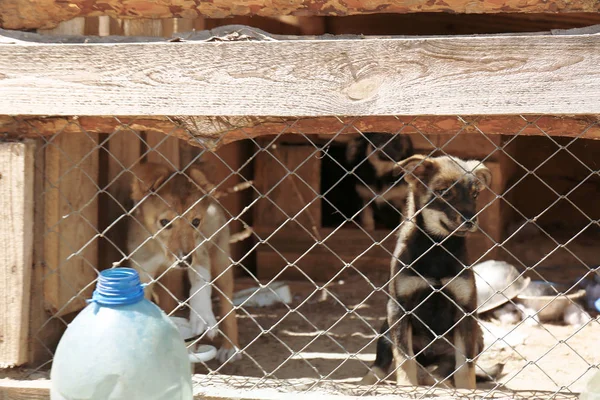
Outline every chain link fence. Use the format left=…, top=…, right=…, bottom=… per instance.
left=11, top=114, right=600, bottom=398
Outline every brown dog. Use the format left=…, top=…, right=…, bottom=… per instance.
left=127, top=162, right=240, bottom=363
left=362, top=154, right=495, bottom=388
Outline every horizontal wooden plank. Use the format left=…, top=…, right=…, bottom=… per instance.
left=0, top=376, right=567, bottom=400
left=3, top=115, right=600, bottom=147
left=2, top=0, right=600, bottom=30
left=2, top=33, right=600, bottom=116
left=0, top=379, right=49, bottom=400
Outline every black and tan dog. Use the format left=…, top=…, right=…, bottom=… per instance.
left=361, top=154, right=500, bottom=388
left=345, top=133, right=414, bottom=231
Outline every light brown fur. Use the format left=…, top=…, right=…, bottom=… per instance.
left=127, top=162, right=240, bottom=363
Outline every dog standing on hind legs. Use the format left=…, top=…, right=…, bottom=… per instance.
left=361, top=154, right=501, bottom=388
left=127, top=162, right=241, bottom=363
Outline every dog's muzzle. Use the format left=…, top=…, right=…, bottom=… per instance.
left=174, top=252, right=193, bottom=269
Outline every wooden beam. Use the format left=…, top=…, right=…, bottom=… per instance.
left=1, top=376, right=570, bottom=400
left=2, top=33, right=600, bottom=116
left=28, top=140, right=65, bottom=366
left=3, top=115, right=600, bottom=146
left=0, top=141, right=34, bottom=367
left=0, top=379, right=49, bottom=400
left=3, top=0, right=600, bottom=30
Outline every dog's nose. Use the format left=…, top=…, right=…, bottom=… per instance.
left=464, top=220, right=475, bottom=229
left=177, top=251, right=193, bottom=266
left=461, top=215, right=478, bottom=231
left=460, top=212, right=477, bottom=229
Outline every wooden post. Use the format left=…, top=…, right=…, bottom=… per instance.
left=28, top=139, right=64, bottom=365
left=0, top=141, right=34, bottom=367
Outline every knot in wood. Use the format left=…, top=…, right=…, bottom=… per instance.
left=345, top=77, right=381, bottom=101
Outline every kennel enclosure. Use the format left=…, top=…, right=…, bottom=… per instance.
left=1, top=4, right=600, bottom=399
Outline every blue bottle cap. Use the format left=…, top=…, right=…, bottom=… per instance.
left=91, top=268, right=145, bottom=306
left=595, top=298, right=600, bottom=313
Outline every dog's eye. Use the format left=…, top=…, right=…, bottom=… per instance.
left=192, top=218, right=200, bottom=228
left=159, top=219, right=172, bottom=229
left=434, top=189, right=448, bottom=197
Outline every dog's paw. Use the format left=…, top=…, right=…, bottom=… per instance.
left=190, top=313, right=218, bottom=339
left=189, top=315, right=206, bottom=337
left=216, top=346, right=242, bottom=364
left=359, top=368, right=386, bottom=385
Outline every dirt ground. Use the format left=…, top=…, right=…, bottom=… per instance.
left=194, top=270, right=600, bottom=397
left=3, top=270, right=598, bottom=398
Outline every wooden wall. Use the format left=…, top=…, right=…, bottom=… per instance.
left=252, top=133, right=509, bottom=281
left=251, top=131, right=598, bottom=286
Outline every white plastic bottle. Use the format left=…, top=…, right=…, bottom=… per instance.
left=580, top=368, right=600, bottom=400
left=51, top=268, right=193, bottom=400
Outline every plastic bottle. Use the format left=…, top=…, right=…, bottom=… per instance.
left=580, top=367, right=600, bottom=400
left=50, top=268, right=193, bottom=400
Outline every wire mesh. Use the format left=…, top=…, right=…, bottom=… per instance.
left=12, top=114, right=600, bottom=398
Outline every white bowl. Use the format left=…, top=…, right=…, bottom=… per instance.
left=169, top=316, right=195, bottom=340
left=516, top=281, right=586, bottom=321
left=474, top=260, right=531, bottom=314
left=169, top=317, right=217, bottom=363
left=233, top=282, right=292, bottom=307
left=189, top=344, right=217, bottom=363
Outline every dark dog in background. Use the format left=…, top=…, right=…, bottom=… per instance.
left=361, top=154, right=502, bottom=388
left=345, top=133, right=414, bottom=231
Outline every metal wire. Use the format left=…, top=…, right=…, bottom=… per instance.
left=15, top=114, right=600, bottom=398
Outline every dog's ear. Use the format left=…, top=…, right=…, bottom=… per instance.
left=130, top=163, right=172, bottom=202
left=345, top=138, right=360, bottom=164
left=186, top=166, right=215, bottom=193
left=466, top=161, right=492, bottom=190
left=393, top=154, right=436, bottom=185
